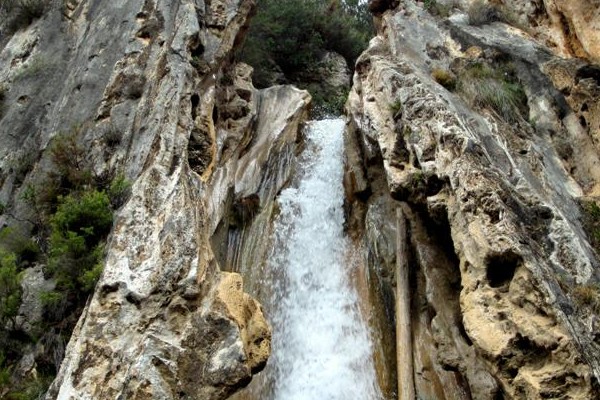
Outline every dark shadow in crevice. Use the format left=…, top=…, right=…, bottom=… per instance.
left=485, top=250, right=522, bottom=288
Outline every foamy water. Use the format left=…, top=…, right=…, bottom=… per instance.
left=264, top=118, right=382, bottom=400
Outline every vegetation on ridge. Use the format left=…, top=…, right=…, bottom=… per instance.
left=0, top=124, right=130, bottom=398
left=454, top=61, right=527, bottom=123
left=238, top=0, right=374, bottom=115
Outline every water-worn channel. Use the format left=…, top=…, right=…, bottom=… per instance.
left=233, top=118, right=382, bottom=400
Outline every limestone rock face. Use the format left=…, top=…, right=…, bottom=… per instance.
left=547, top=0, right=600, bottom=62
left=0, top=0, right=310, bottom=398
left=345, top=1, right=600, bottom=398
left=489, top=0, right=600, bottom=63
left=317, top=52, right=352, bottom=92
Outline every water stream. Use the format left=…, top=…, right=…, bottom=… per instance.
left=241, top=118, right=382, bottom=399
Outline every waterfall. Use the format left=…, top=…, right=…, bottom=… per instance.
left=256, top=118, right=382, bottom=400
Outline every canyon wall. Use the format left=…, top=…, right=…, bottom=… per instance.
left=0, top=0, right=309, bottom=398
left=346, top=0, right=600, bottom=398
left=2, top=0, right=600, bottom=398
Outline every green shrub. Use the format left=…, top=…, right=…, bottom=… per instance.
left=78, top=260, right=103, bottom=292
left=0, top=352, right=12, bottom=388
left=432, top=68, right=457, bottom=90
left=390, top=99, right=403, bottom=119
left=456, top=62, right=527, bottom=123
left=10, top=146, right=39, bottom=186
left=49, top=127, right=93, bottom=190
left=0, top=251, right=22, bottom=330
left=48, top=189, right=112, bottom=293
left=14, top=56, right=52, bottom=81
left=309, top=87, right=349, bottom=118
left=0, top=228, right=40, bottom=266
left=1, top=366, right=53, bottom=400
left=103, top=125, right=122, bottom=148
left=239, top=0, right=372, bottom=88
left=39, top=290, right=67, bottom=322
left=573, top=284, right=600, bottom=314
left=581, top=200, right=600, bottom=254
left=108, top=174, right=132, bottom=209
left=467, top=0, right=502, bottom=26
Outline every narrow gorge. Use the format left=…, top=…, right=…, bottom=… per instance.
left=0, top=0, right=599, bottom=399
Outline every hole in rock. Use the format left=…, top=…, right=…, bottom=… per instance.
left=581, top=102, right=589, bottom=112
left=191, top=94, right=200, bottom=121
left=190, top=41, right=205, bottom=59
left=486, top=251, right=522, bottom=288
left=576, top=65, right=600, bottom=86
left=580, top=115, right=588, bottom=128
left=212, top=104, right=218, bottom=124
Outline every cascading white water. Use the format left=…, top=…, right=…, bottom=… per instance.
left=263, top=118, right=382, bottom=400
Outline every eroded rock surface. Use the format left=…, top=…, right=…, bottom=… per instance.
left=499, top=0, right=600, bottom=63
left=0, top=0, right=310, bottom=399
left=345, top=1, right=600, bottom=398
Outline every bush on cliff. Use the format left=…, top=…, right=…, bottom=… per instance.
left=456, top=62, right=527, bottom=123
left=0, top=251, right=22, bottom=331
left=0, top=123, right=129, bottom=389
left=47, top=189, right=112, bottom=301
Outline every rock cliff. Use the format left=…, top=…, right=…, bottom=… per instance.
left=345, top=0, right=600, bottom=398
left=0, top=0, right=309, bottom=398
left=1, top=0, right=600, bottom=398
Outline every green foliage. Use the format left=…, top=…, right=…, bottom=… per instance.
left=239, top=0, right=373, bottom=88
left=0, top=352, right=12, bottom=388
left=103, top=125, right=122, bottom=148
left=309, top=86, right=349, bottom=118
left=0, top=251, right=22, bottom=330
left=0, top=124, right=123, bottom=395
left=78, top=261, right=103, bottom=292
left=0, top=228, right=40, bottom=266
left=10, top=145, right=39, bottom=186
left=1, top=367, right=53, bottom=400
left=390, top=99, right=403, bottom=117
left=432, top=68, right=457, bottom=90
left=49, top=127, right=93, bottom=190
left=48, top=189, right=112, bottom=293
left=424, top=0, right=454, bottom=18
left=39, top=290, right=67, bottom=322
left=573, top=284, right=600, bottom=315
left=108, top=174, right=131, bottom=209
left=456, top=62, right=527, bottom=123
left=581, top=200, right=600, bottom=254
